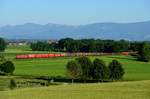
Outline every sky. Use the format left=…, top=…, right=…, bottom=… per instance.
left=0, top=0, right=150, bottom=26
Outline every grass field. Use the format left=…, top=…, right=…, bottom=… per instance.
left=1, top=45, right=150, bottom=81
left=0, top=76, right=12, bottom=91
left=0, top=45, right=150, bottom=99
left=5, top=45, right=31, bottom=53
left=5, top=45, right=62, bottom=54
left=0, top=78, right=9, bottom=91
left=0, top=80, right=150, bottom=99
left=12, top=55, right=150, bottom=81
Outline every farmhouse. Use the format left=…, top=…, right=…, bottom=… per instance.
left=8, top=41, right=28, bottom=46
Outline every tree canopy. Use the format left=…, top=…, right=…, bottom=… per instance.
left=0, top=37, right=7, bottom=52
left=66, top=57, right=125, bottom=82
left=30, top=38, right=142, bottom=53
left=76, top=57, right=93, bottom=80
left=66, top=60, right=81, bottom=79
left=137, top=42, right=150, bottom=62
left=0, top=61, right=15, bottom=74
left=93, top=58, right=109, bottom=81
left=108, top=60, right=125, bottom=80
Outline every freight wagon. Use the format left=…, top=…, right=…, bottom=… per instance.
left=16, top=53, right=65, bottom=59
left=16, top=52, right=116, bottom=59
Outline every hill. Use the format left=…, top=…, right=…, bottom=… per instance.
left=0, top=21, right=150, bottom=40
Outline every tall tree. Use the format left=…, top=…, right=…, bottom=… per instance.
left=113, top=40, right=129, bottom=52
left=0, top=38, right=7, bottom=52
left=0, top=54, right=6, bottom=64
left=137, top=42, right=150, bottom=62
left=93, top=58, right=109, bottom=81
left=108, top=60, right=124, bottom=80
left=66, top=60, right=81, bottom=83
left=76, top=57, right=93, bottom=82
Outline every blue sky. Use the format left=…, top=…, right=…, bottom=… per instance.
left=0, top=0, right=150, bottom=26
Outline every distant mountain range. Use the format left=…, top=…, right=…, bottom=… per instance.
left=0, top=21, right=150, bottom=41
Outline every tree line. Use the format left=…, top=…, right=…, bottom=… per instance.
left=30, top=38, right=142, bottom=53
left=66, top=57, right=124, bottom=83
left=0, top=37, right=7, bottom=52
left=30, top=38, right=150, bottom=62
left=0, top=37, right=150, bottom=62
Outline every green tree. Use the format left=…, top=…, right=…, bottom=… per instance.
left=95, top=40, right=104, bottom=52
left=61, top=38, right=74, bottom=52
left=58, top=38, right=73, bottom=50
left=30, top=41, right=51, bottom=51
left=66, top=40, right=80, bottom=52
left=113, top=40, right=129, bottom=52
left=129, top=41, right=141, bottom=52
left=103, top=40, right=115, bottom=53
left=0, top=54, right=6, bottom=64
left=108, top=60, right=124, bottom=80
left=88, top=39, right=97, bottom=52
left=76, top=57, right=93, bottom=82
left=0, top=61, right=15, bottom=74
left=137, top=42, right=150, bottom=62
left=93, top=58, right=109, bottom=82
left=0, top=38, right=7, bottom=52
left=66, top=60, right=81, bottom=83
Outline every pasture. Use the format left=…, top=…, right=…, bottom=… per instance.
left=0, top=77, right=9, bottom=91
left=0, top=80, right=150, bottom=99
left=0, top=45, right=150, bottom=99
left=2, top=45, right=150, bottom=81
left=12, top=55, right=150, bottom=81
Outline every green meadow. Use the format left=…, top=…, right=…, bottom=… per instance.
left=0, top=45, right=150, bottom=99
left=0, top=80, right=150, bottom=99
left=12, top=55, right=150, bottom=81
left=2, top=45, right=150, bottom=81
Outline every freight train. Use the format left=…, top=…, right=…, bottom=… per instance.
left=16, top=53, right=65, bottom=59
left=16, top=53, right=105, bottom=59
left=16, top=52, right=129, bottom=59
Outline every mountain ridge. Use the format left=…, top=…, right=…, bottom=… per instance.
left=0, top=21, right=150, bottom=40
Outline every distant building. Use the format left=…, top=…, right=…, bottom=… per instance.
left=8, top=41, right=28, bottom=46
left=47, top=40, right=58, bottom=44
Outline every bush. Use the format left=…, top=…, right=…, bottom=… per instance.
left=108, top=60, right=125, bottom=80
left=0, top=61, right=15, bottom=74
left=9, top=79, right=17, bottom=89
left=93, top=58, right=109, bottom=81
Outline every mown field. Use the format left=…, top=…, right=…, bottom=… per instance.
left=12, top=55, right=150, bottom=81
left=0, top=76, right=10, bottom=91
left=2, top=45, right=150, bottom=81
left=0, top=80, right=150, bottom=99
left=0, top=45, right=150, bottom=99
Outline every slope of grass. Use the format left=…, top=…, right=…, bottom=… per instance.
left=0, top=76, right=11, bottom=91
left=1, top=80, right=150, bottom=99
left=0, top=79, right=8, bottom=91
